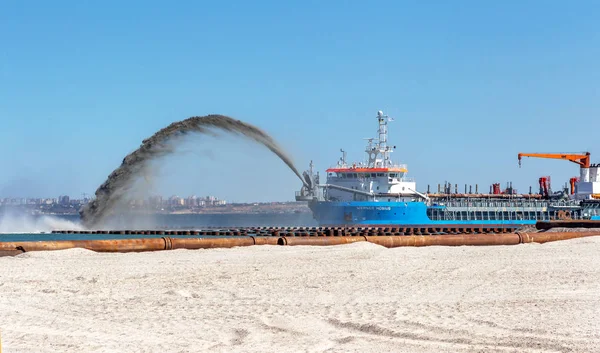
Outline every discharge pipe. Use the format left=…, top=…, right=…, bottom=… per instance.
left=277, top=232, right=600, bottom=247
left=1, top=232, right=598, bottom=256
left=0, top=236, right=278, bottom=254
left=277, top=236, right=367, bottom=246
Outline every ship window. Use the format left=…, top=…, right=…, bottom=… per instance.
left=377, top=173, right=384, bottom=177
left=390, top=173, right=397, bottom=178
left=371, top=173, right=376, bottom=177
left=365, top=173, right=370, bottom=178
left=352, top=173, right=358, bottom=178
left=341, top=173, right=347, bottom=178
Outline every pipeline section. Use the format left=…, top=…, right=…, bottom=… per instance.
left=1, top=232, right=599, bottom=256
left=0, top=237, right=279, bottom=254
left=50, top=225, right=522, bottom=237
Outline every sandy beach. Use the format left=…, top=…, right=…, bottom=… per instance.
left=0, top=238, right=599, bottom=352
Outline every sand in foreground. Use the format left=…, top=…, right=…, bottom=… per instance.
left=0, top=239, right=599, bottom=352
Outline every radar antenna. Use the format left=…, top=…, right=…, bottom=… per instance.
left=366, top=110, right=395, bottom=167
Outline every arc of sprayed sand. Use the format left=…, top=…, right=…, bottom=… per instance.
left=80, top=114, right=308, bottom=229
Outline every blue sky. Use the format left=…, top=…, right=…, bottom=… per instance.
left=1, top=0, right=598, bottom=202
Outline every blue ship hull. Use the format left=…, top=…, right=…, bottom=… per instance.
left=297, top=111, right=600, bottom=226
left=309, top=201, right=536, bottom=227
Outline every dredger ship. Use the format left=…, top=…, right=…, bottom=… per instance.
left=296, top=111, right=600, bottom=227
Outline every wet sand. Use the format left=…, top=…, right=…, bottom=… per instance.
left=0, top=238, right=599, bottom=352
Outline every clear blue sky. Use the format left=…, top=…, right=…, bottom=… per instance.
left=1, top=0, right=598, bottom=202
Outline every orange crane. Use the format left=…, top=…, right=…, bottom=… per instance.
left=517, top=152, right=591, bottom=168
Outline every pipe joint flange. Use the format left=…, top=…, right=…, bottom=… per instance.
left=162, top=236, right=173, bottom=250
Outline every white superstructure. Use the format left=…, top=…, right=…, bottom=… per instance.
left=296, top=111, right=425, bottom=202
left=576, top=164, right=600, bottom=200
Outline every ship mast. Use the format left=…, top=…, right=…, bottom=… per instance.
left=366, top=110, right=395, bottom=168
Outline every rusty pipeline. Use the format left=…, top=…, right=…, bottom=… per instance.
left=170, top=237, right=256, bottom=249
left=365, top=234, right=521, bottom=247
left=274, top=232, right=600, bottom=248
left=517, top=231, right=600, bottom=244
left=1, top=232, right=598, bottom=254
left=251, top=237, right=280, bottom=246
left=277, top=236, right=367, bottom=246
left=0, top=238, right=169, bottom=253
left=0, top=236, right=277, bottom=254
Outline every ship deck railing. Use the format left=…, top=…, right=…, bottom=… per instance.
left=429, top=199, right=580, bottom=209
left=328, top=163, right=408, bottom=170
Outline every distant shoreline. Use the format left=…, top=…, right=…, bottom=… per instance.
left=0, top=202, right=311, bottom=216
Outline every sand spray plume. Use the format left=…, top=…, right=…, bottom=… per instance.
left=0, top=211, right=83, bottom=233
left=80, top=114, right=307, bottom=229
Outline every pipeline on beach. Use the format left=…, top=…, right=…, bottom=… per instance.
left=1, top=231, right=600, bottom=255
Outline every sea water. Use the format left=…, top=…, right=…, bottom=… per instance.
left=0, top=213, right=317, bottom=242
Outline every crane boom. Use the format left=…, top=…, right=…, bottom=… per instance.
left=517, top=152, right=591, bottom=168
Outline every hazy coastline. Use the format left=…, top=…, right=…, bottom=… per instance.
left=0, top=201, right=310, bottom=217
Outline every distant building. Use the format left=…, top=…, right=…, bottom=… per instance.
left=59, top=195, right=70, bottom=205
left=168, top=195, right=184, bottom=207
left=186, top=196, right=198, bottom=207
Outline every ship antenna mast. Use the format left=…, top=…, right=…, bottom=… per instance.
left=339, top=148, right=347, bottom=167
left=375, top=110, right=394, bottom=167
left=365, top=110, right=395, bottom=168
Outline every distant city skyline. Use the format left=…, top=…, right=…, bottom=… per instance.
left=0, top=193, right=311, bottom=217
left=1, top=1, right=598, bottom=202
left=0, top=194, right=228, bottom=205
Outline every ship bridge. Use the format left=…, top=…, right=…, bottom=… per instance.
left=296, top=110, right=425, bottom=203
